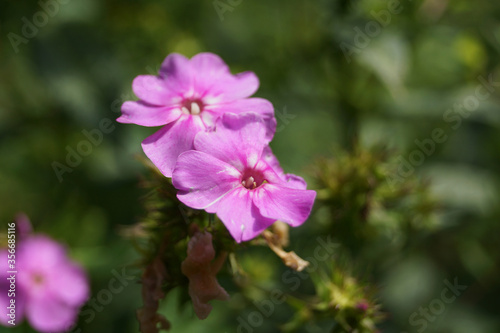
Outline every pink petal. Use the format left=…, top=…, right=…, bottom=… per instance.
left=142, top=115, right=205, bottom=177
left=48, top=263, right=89, bottom=307
left=17, top=236, right=67, bottom=271
left=188, top=53, right=259, bottom=102
left=131, top=75, right=182, bottom=106
left=224, top=71, right=260, bottom=99
left=173, top=150, right=241, bottom=210
left=260, top=147, right=307, bottom=189
left=190, top=53, right=231, bottom=99
left=26, top=296, right=79, bottom=333
left=159, top=53, right=193, bottom=94
left=251, top=158, right=289, bottom=185
left=254, top=184, right=316, bottom=227
left=283, top=174, right=308, bottom=190
left=194, top=114, right=268, bottom=170
left=190, top=53, right=229, bottom=77
left=118, top=101, right=182, bottom=127
left=261, top=146, right=284, bottom=176
left=208, top=98, right=276, bottom=141
left=208, top=98, right=273, bottom=117
left=216, top=188, right=276, bottom=242
left=204, top=71, right=260, bottom=102
left=199, top=110, right=219, bottom=129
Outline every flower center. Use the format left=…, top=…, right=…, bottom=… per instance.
left=32, top=272, right=45, bottom=286
left=181, top=99, right=204, bottom=115
left=241, top=169, right=265, bottom=190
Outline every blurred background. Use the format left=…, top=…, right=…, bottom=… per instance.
left=0, top=0, right=499, bottom=332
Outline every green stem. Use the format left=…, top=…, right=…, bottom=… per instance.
left=209, top=214, right=214, bottom=228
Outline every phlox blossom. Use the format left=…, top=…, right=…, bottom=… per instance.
left=172, top=114, right=316, bottom=242
left=118, top=52, right=276, bottom=177
left=0, top=218, right=89, bottom=333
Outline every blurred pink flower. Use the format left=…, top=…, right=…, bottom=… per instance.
left=0, top=217, right=89, bottom=333
left=118, top=52, right=276, bottom=177
left=172, top=114, right=316, bottom=242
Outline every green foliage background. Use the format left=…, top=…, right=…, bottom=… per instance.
left=0, top=0, right=499, bottom=332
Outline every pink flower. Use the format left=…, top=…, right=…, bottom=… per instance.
left=172, top=114, right=316, bottom=242
left=118, top=52, right=276, bottom=177
left=0, top=232, right=89, bottom=332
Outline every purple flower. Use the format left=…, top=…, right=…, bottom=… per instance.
left=0, top=233, right=89, bottom=332
left=172, top=114, right=316, bottom=242
left=118, top=52, right=276, bottom=177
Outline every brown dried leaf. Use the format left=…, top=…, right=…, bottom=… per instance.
left=137, top=257, right=171, bottom=333
left=181, top=231, right=229, bottom=319
left=262, top=230, right=309, bottom=272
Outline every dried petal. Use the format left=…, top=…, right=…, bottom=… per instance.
left=181, top=231, right=229, bottom=319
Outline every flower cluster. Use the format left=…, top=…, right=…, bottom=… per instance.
left=0, top=215, right=89, bottom=333
left=119, top=52, right=316, bottom=242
